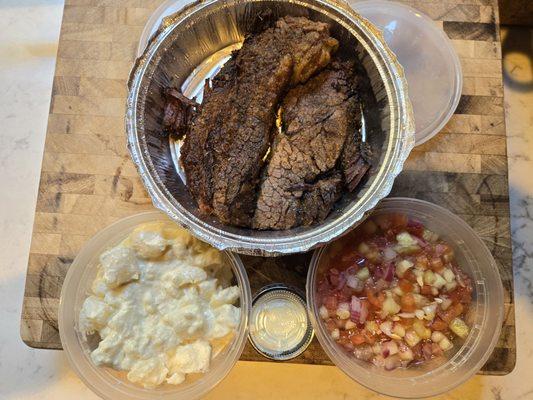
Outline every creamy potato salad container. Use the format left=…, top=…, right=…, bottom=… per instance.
left=58, top=212, right=252, bottom=400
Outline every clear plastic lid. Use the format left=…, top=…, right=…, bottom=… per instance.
left=249, top=284, right=314, bottom=360
left=352, top=0, right=463, bottom=145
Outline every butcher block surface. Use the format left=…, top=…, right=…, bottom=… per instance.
left=20, top=0, right=515, bottom=374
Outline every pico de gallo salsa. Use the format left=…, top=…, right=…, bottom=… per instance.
left=316, top=213, right=473, bottom=370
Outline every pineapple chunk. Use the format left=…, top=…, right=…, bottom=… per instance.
left=399, top=347, right=414, bottom=361
left=366, top=320, right=379, bottom=335
left=405, top=329, right=421, bottom=347
left=345, top=320, right=357, bottom=330
left=431, top=331, right=445, bottom=343
left=413, top=320, right=431, bottom=339
left=433, top=273, right=447, bottom=289
left=382, top=295, right=401, bottom=316
left=358, top=242, right=370, bottom=255
left=396, top=232, right=418, bottom=248
left=336, top=302, right=350, bottom=320
left=356, top=267, right=370, bottom=281
left=442, top=268, right=455, bottom=283
left=423, top=270, right=436, bottom=285
left=396, top=260, right=414, bottom=278
left=439, top=337, right=454, bottom=351
left=395, top=232, right=420, bottom=254
left=450, top=318, right=469, bottom=339
left=393, top=323, right=406, bottom=338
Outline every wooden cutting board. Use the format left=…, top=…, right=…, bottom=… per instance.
left=20, top=0, right=515, bottom=374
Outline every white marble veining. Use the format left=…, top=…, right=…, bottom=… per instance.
left=0, top=2, right=532, bottom=399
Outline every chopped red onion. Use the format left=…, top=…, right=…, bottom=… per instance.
left=336, top=272, right=347, bottom=290
left=383, top=263, right=395, bottom=282
left=381, top=341, right=398, bottom=358
left=422, top=343, right=433, bottom=360
left=435, top=244, right=447, bottom=256
left=414, top=236, right=428, bottom=248
left=383, top=247, right=397, bottom=261
left=384, top=355, right=401, bottom=371
left=346, top=266, right=357, bottom=275
left=374, top=278, right=389, bottom=291
left=346, top=275, right=362, bottom=290
left=350, top=296, right=368, bottom=324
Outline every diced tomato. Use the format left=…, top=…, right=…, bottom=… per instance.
left=338, top=252, right=367, bottom=271
left=421, top=343, right=434, bottom=360
left=429, top=257, right=444, bottom=272
left=339, top=285, right=353, bottom=300
left=324, top=296, right=338, bottom=311
left=350, top=334, right=366, bottom=345
left=401, top=293, right=416, bottom=312
left=399, top=279, right=414, bottom=293
left=391, top=213, right=409, bottom=229
left=317, top=279, right=330, bottom=294
left=325, top=319, right=337, bottom=332
left=399, top=317, right=415, bottom=327
left=420, top=285, right=433, bottom=295
left=439, top=302, right=464, bottom=323
left=448, top=285, right=473, bottom=305
left=406, top=219, right=424, bottom=237
left=384, top=228, right=396, bottom=241
left=375, top=215, right=392, bottom=231
left=415, top=255, right=429, bottom=270
left=373, top=236, right=388, bottom=248
left=403, top=269, right=417, bottom=283
left=340, top=330, right=351, bottom=340
left=335, top=318, right=347, bottom=329
left=431, top=317, right=448, bottom=331
left=434, top=244, right=449, bottom=256
left=366, top=287, right=385, bottom=308
left=431, top=343, right=444, bottom=357
left=363, top=331, right=376, bottom=344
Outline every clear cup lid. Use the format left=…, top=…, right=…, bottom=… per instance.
left=248, top=284, right=314, bottom=361
left=352, top=0, right=463, bottom=145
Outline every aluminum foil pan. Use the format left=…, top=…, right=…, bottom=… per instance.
left=126, top=0, right=415, bottom=256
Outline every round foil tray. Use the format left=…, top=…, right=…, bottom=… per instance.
left=126, top=0, right=415, bottom=256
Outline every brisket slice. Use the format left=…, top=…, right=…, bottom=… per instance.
left=180, top=16, right=338, bottom=226
left=341, top=126, right=372, bottom=192
left=253, top=61, right=358, bottom=230
left=179, top=57, right=238, bottom=214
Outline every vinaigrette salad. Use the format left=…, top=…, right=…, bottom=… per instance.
left=317, top=213, right=473, bottom=370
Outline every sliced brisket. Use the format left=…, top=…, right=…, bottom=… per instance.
left=180, top=16, right=338, bottom=226
left=253, top=61, right=360, bottom=230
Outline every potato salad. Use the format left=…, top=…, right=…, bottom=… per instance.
left=79, top=222, right=241, bottom=388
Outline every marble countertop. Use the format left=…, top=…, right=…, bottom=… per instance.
left=0, top=1, right=531, bottom=399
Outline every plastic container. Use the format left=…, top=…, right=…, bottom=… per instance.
left=352, top=0, right=463, bottom=145
left=248, top=284, right=314, bottom=360
left=306, top=197, right=504, bottom=398
left=58, top=211, right=252, bottom=400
